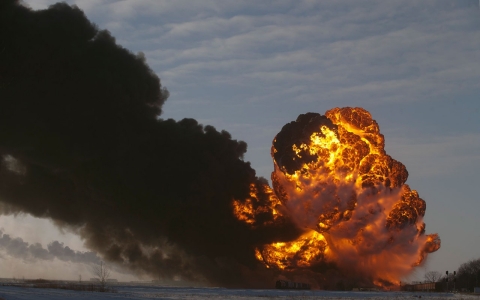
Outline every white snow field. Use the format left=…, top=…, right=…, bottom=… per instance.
left=0, top=285, right=479, bottom=300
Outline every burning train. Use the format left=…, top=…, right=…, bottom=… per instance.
left=275, top=280, right=311, bottom=290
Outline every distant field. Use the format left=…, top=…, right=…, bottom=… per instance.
left=0, top=285, right=479, bottom=300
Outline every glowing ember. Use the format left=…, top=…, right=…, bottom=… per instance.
left=234, top=107, right=440, bottom=286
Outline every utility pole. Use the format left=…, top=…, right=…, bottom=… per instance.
left=476, top=271, right=478, bottom=291
left=453, top=271, right=456, bottom=292
left=445, top=271, right=456, bottom=292
left=446, top=271, right=449, bottom=292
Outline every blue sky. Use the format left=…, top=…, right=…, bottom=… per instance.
left=2, top=0, right=479, bottom=282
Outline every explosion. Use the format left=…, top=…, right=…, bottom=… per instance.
left=234, top=107, right=440, bottom=286
left=1, top=1, right=440, bottom=288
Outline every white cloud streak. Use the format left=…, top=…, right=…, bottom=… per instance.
left=24, top=1, right=480, bottom=106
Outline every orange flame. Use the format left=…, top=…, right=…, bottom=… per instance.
left=233, top=107, right=440, bottom=286
left=232, top=182, right=283, bottom=227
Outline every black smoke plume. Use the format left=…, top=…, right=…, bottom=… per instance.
left=0, top=0, right=299, bottom=287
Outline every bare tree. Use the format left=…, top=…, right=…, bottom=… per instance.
left=91, top=261, right=111, bottom=290
left=425, top=271, right=442, bottom=282
left=457, top=257, right=480, bottom=291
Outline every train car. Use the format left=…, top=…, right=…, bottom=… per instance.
left=275, top=280, right=311, bottom=290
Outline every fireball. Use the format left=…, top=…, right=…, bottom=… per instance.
left=234, top=107, right=440, bottom=286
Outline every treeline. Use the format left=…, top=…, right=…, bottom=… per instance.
left=451, top=257, right=480, bottom=292
left=2, top=279, right=116, bottom=293
left=429, top=257, right=480, bottom=292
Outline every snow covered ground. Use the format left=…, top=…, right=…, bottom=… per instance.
left=0, top=285, right=478, bottom=300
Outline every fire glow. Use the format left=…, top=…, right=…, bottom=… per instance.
left=234, top=107, right=440, bottom=286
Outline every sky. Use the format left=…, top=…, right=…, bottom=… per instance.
left=1, top=0, right=479, bottom=283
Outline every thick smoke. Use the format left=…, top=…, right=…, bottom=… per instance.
left=0, top=0, right=299, bottom=287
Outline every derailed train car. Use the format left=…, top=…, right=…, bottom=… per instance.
left=275, top=280, right=311, bottom=290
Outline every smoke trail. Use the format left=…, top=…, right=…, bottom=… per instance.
left=0, top=0, right=299, bottom=287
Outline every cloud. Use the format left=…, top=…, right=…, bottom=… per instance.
left=23, top=0, right=480, bottom=108
left=0, top=230, right=100, bottom=264
left=117, top=1, right=480, bottom=112
left=386, top=133, right=480, bottom=178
